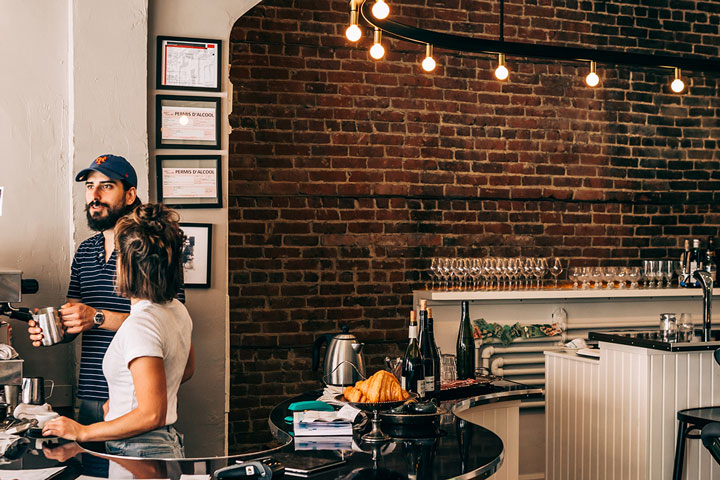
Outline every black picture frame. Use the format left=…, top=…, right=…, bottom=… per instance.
left=156, top=36, right=222, bottom=92
left=156, top=95, right=221, bottom=149
left=179, top=223, right=212, bottom=288
left=156, top=155, right=222, bottom=208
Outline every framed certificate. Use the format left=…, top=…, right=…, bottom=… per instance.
left=157, top=36, right=221, bottom=91
left=179, top=223, right=212, bottom=288
left=156, top=155, right=222, bottom=208
left=156, top=95, right=221, bottom=149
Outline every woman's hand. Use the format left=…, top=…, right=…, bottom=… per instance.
left=42, top=416, right=86, bottom=441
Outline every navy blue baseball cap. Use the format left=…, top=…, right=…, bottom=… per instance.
left=75, top=154, right=137, bottom=188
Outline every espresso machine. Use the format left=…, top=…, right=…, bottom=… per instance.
left=0, top=269, right=38, bottom=409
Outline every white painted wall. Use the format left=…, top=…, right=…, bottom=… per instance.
left=0, top=0, right=259, bottom=458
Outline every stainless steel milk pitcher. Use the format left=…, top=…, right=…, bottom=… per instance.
left=33, top=307, right=77, bottom=346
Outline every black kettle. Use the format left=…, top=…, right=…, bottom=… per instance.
left=312, top=325, right=365, bottom=386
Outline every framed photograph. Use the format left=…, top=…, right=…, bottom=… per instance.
left=179, top=223, right=212, bottom=288
left=157, top=36, right=221, bottom=91
left=156, top=155, right=222, bottom=208
left=156, top=95, right=221, bottom=149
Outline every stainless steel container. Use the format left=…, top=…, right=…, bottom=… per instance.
left=33, top=307, right=71, bottom=346
left=21, top=377, right=54, bottom=405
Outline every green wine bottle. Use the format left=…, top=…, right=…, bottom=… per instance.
left=456, top=300, right=475, bottom=380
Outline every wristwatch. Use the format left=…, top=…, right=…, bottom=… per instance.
left=93, top=310, right=105, bottom=327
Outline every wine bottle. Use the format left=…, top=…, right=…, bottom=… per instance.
left=680, top=239, right=691, bottom=287
left=401, top=311, right=425, bottom=397
left=689, top=238, right=701, bottom=287
left=706, top=237, right=717, bottom=283
left=456, top=300, right=475, bottom=380
left=418, top=300, right=440, bottom=398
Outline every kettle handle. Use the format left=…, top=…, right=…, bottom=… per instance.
left=311, top=334, right=332, bottom=372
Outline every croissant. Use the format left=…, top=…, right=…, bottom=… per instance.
left=343, top=370, right=410, bottom=403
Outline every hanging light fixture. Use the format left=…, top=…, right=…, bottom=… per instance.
left=372, top=0, right=389, bottom=20
left=585, top=60, right=600, bottom=87
left=671, top=67, right=685, bottom=93
left=421, top=44, right=436, bottom=72
left=370, top=28, right=385, bottom=59
left=494, top=53, right=509, bottom=80
left=345, top=1, right=362, bottom=42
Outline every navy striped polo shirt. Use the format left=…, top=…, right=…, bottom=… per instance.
left=68, top=233, right=185, bottom=401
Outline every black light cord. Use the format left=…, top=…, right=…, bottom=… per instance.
left=359, top=0, right=720, bottom=73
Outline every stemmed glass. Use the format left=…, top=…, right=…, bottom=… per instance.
left=534, top=258, right=548, bottom=289
left=429, top=258, right=440, bottom=290
left=439, top=258, right=452, bottom=290
left=616, top=267, right=628, bottom=288
left=549, top=257, right=564, bottom=288
left=569, top=267, right=581, bottom=289
left=627, top=267, right=641, bottom=289
left=591, top=267, right=603, bottom=289
left=643, top=260, right=657, bottom=288
left=662, top=261, right=673, bottom=288
left=580, top=267, right=592, bottom=289
left=604, top=267, right=617, bottom=289
left=523, top=258, right=535, bottom=289
left=505, top=258, right=520, bottom=290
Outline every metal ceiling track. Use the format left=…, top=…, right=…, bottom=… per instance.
left=359, top=0, right=720, bottom=74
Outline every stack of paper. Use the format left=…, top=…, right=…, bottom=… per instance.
left=292, top=407, right=358, bottom=437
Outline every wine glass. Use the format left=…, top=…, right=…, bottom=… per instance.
left=643, top=260, right=656, bottom=288
left=549, top=257, right=564, bottom=288
left=627, top=266, right=641, bottom=289
left=604, top=267, right=617, bottom=289
left=534, top=258, right=548, bottom=289
left=591, top=267, right=603, bottom=289
left=429, top=258, right=440, bottom=290
left=569, top=266, right=581, bottom=289
left=662, top=261, right=673, bottom=288
left=469, top=259, right=482, bottom=290
left=580, top=266, right=592, bottom=289
left=523, top=258, right=535, bottom=289
left=439, top=258, right=452, bottom=290
left=616, top=267, right=628, bottom=288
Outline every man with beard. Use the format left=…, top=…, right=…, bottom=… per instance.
left=28, top=154, right=186, bottom=425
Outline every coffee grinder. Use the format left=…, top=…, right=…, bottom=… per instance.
left=0, top=269, right=38, bottom=412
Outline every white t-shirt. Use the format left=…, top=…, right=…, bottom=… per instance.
left=102, top=299, right=192, bottom=425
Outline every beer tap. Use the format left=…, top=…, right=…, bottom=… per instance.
left=693, top=270, right=714, bottom=342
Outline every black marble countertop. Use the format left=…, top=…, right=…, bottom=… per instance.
left=0, top=381, right=542, bottom=479
left=590, top=329, right=720, bottom=352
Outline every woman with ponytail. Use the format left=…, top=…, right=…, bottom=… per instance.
left=42, top=203, right=194, bottom=458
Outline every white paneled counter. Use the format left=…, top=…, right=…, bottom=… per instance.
left=545, top=344, right=720, bottom=480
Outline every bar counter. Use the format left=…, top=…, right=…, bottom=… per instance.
left=0, top=383, right=541, bottom=479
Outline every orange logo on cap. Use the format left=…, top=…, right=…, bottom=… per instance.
left=95, top=156, right=108, bottom=165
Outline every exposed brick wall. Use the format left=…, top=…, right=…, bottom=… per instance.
left=227, top=0, right=720, bottom=452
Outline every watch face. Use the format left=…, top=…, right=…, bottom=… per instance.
left=94, top=312, right=104, bottom=325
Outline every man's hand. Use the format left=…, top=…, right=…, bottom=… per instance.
left=59, top=302, right=97, bottom=334
left=42, top=416, right=87, bottom=441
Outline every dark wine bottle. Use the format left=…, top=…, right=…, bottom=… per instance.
left=689, top=238, right=702, bottom=287
left=456, top=300, right=475, bottom=380
left=419, top=306, right=441, bottom=398
left=680, top=239, right=691, bottom=287
left=401, top=310, right=425, bottom=397
left=706, top=237, right=717, bottom=283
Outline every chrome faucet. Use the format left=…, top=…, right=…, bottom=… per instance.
left=693, top=270, right=714, bottom=342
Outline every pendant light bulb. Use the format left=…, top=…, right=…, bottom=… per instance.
left=345, top=4, right=361, bottom=42
left=585, top=61, right=599, bottom=87
left=494, top=53, right=509, bottom=81
left=421, top=44, right=436, bottom=72
left=671, top=67, right=685, bottom=93
left=372, top=0, right=390, bottom=20
left=370, top=28, right=385, bottom=59
left=345, top=24, right=361, bottom=42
